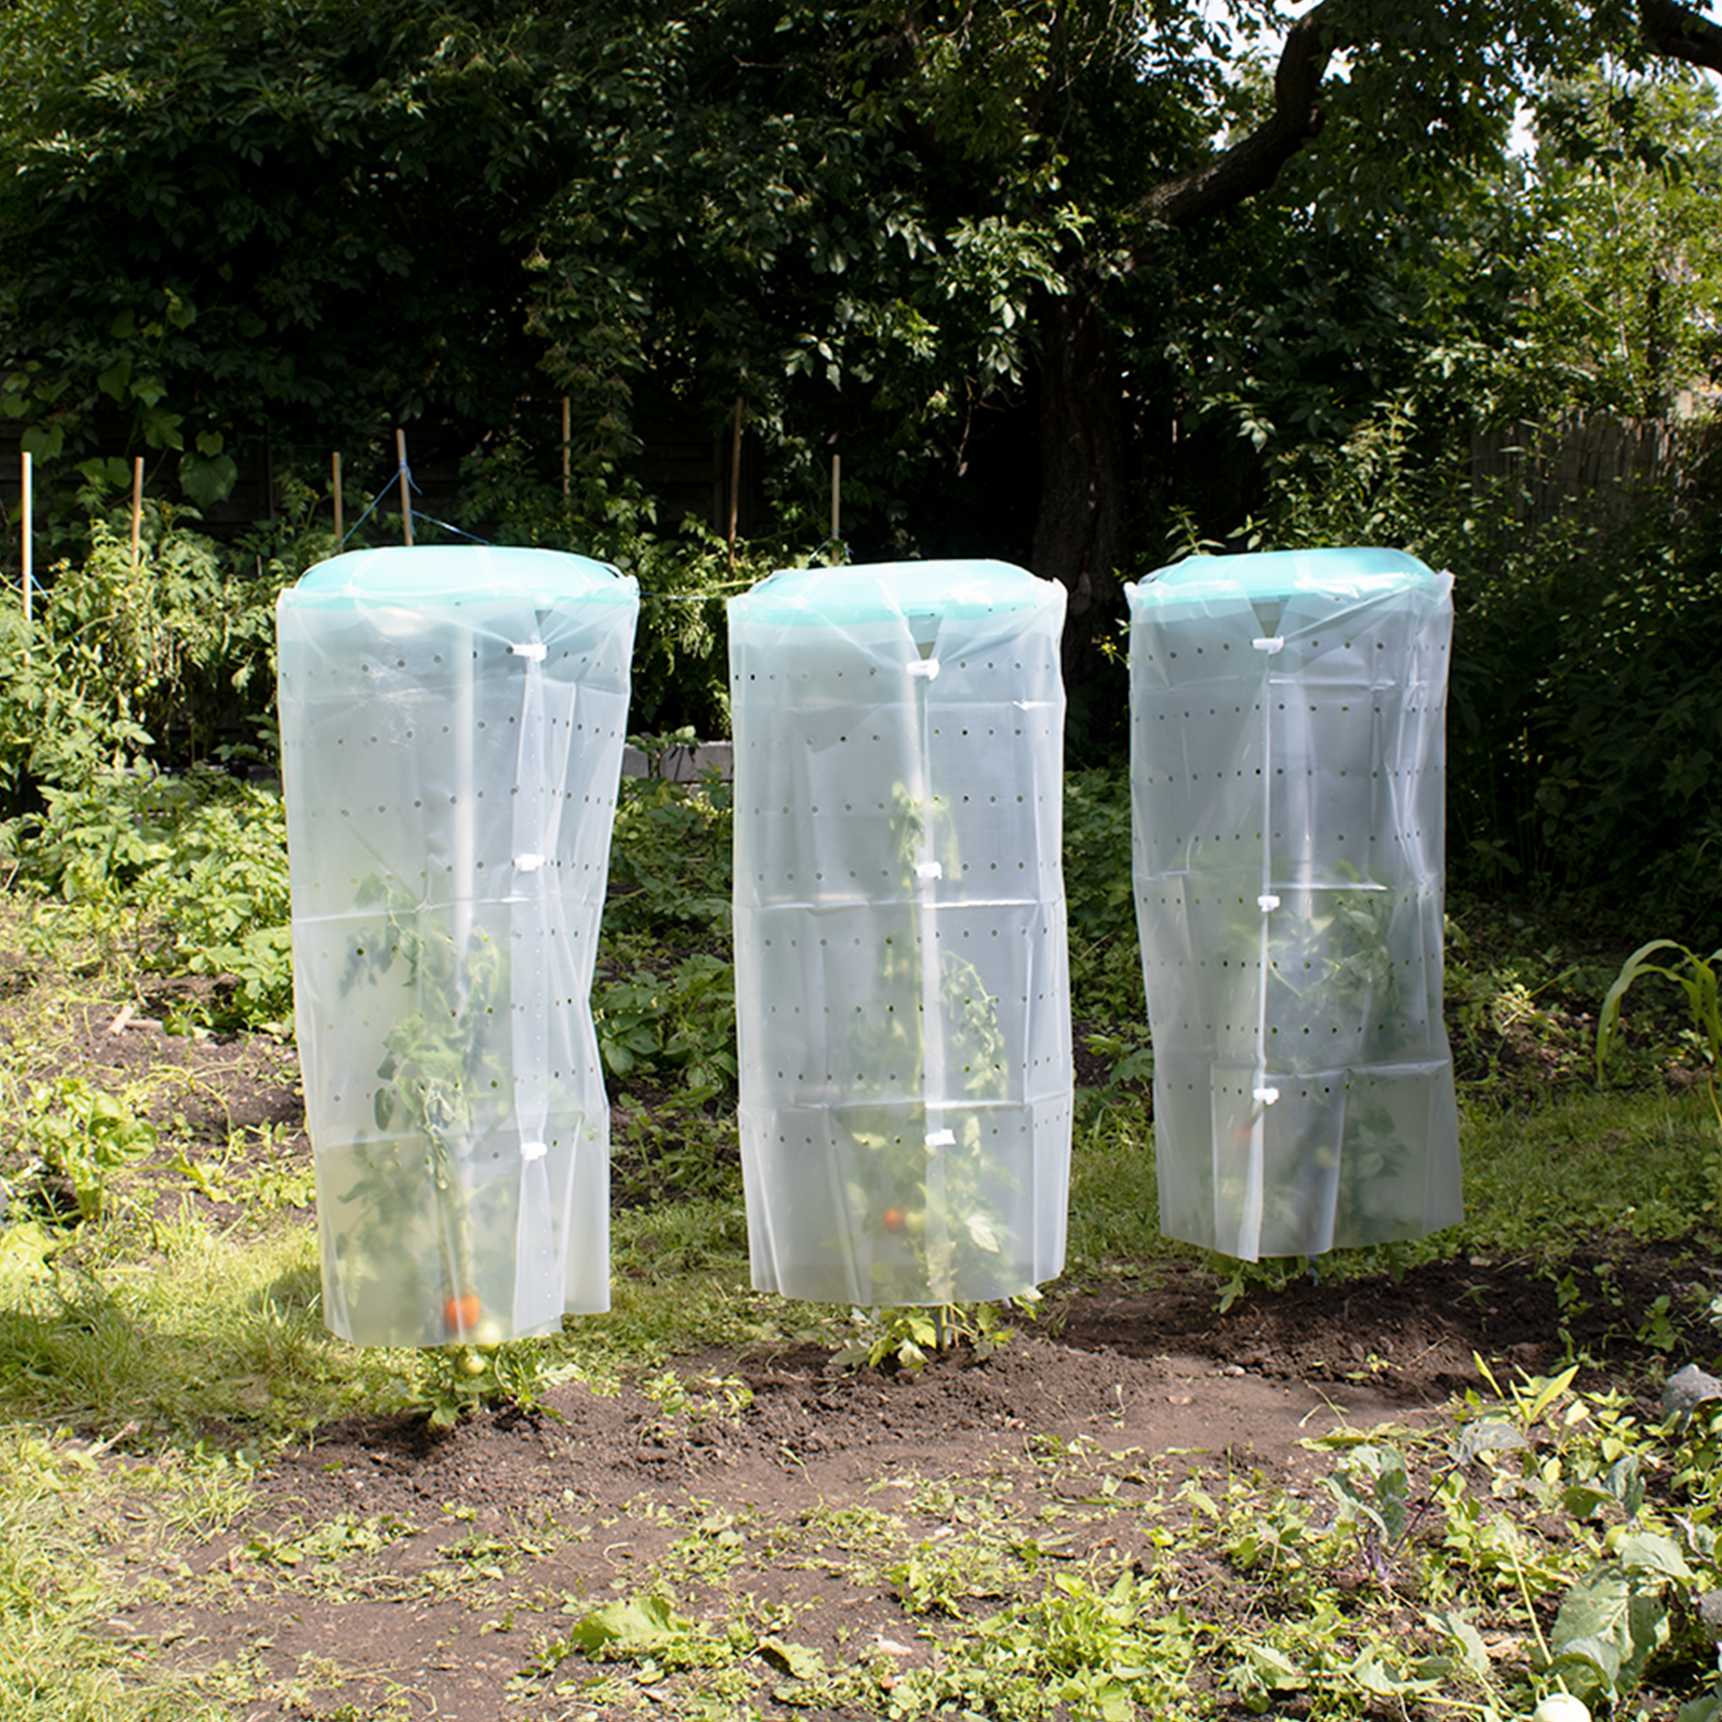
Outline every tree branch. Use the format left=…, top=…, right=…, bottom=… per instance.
left=1133, top=0, right=1342, bottom=240
left=1640, top=0, right=1722, bottom=74
left=1114, top=0, right=1718, bottom=271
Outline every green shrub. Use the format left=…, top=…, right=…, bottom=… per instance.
left=0, top=505, right=314, bottom=811
left=3, top=769, right=292, bottom=1031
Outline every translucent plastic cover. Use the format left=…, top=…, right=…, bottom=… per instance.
left=728, top=561, right=1073, bottom=1306
left=1127, top=548, right=1461, bottom=1260
left=277, top=547, right=638, bottom=1345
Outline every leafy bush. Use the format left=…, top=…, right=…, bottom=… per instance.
left=596, top=954, right=737, bottom=1098
left=2, top=1076, right=156, bottom=1222
left=605, top=774, right=733, bottom=935
left=0, top=504, right=319, bottom=812
left=3, top=769, right=292, bottom=1031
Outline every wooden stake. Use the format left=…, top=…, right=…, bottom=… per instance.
left=727, top=397, right=743, bottom=570
left=130, top=456, right=144, bottom=569
left=395, top=428, right=414, bottom=547
left=561, top=397, right=572, bottom=502
left=830, top=452, right=841, bottom=544
left=331, top=451, right=344, bottom=541
left=19, top=451, right=31, bottom=622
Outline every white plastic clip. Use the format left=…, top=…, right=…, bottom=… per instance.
left=924, top=1128, right=956, bottom=1148
left=906, top=658, right=941, bottom=680
left=1251, top=636, right=1285, bottom=655
left=521, top=1139, right=547, bottom=1163
left=1257, top=893, right=1280, bottom=912
left=514, top=853, right=545, bottom=873
left=1252, top=1086, right=1280, bottom=1106
left=915, top=860, right=943, bottom=881
left=510, top=641, right=547, bottom=662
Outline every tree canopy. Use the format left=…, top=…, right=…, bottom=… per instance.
left=0, top=0, right=1718, bottom=575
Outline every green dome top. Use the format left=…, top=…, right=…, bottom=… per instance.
left=285, top=546, right=635, bottom=609
left=1128, top=547, right=1444, bottom=609
left=731, top=559, right=1058, bottom=627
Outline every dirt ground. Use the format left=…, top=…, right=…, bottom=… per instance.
left=105, top=1239, right=1707, bottom=1722
left=9, top=957, right=1709, bottom=1720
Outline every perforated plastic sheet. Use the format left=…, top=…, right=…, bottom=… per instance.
left=1127, top=548, right=1461, bottom=1260
left=728, top=561, right=1073, bottom=1305
left=277, top=547, right=638, bottom=1345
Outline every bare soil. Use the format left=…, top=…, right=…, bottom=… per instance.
left=113, top=1238, right=1716, bottom=1722
left=9, top=951, right=1705, bottom=1719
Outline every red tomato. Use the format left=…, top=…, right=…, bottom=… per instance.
left=443, top=1292, right=482, bottom=1333
left=881, top=1208, right=906, bottom=1233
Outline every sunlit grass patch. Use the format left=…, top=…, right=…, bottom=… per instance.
left=0, top=1428, right=245, bottom=1721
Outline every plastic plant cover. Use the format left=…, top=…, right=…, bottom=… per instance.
left=728, top=560, right=1073, bottom=1306
left=277, top=547, right=639, bottom=1345
left=1126, top=547, right=1461, bottom=1260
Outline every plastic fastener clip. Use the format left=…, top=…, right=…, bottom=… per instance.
left=1252, top=1086, right=1280, bottom=1106
left=521, top=1140, right=548, bottom=1162
left=514, top=853, right=545, bottom=872
left=915, top=861, right=943, bottom=881
left=1251, top=636, right=1285, bottom=655
left=905, top=658, right=941, bottom=680
left=1257, top=893, right=1280, bottom=912
left=509, top=641, right=547, bottom=661
left=924, top=1128, right=956, bottom=1148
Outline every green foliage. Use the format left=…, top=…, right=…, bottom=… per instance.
left=596, top=954, right=737, bottom=1097
left=408, top=1342, right=568, bottom=1432
left=1599, top=939, right=1722, bottom=1142
left=532, top=1589, right=739, bottom=1677
left=605, top=774, right=733, bottom=936
left=4, top=1076, right=155, bottom=1221
left=0, top=0, right=566, bottom=467
left=834, top=1296, right=1032, bottom=1374
left=3, top=769, right=292, bottom=1030
left=0, top=506, right=318, bottom=811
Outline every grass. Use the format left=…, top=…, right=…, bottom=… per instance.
left=0, top=772, right=1719, bottom=1717
left=0, top=1428, right=242, bottom=1721
left=1, top=1087, right=1713, bottom=1454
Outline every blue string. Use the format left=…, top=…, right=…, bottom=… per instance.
left=409, top=508, right=489, bottom=546
left=339, top=479, right=396, bottom=547
left=334, top=452, right=770, bottom=583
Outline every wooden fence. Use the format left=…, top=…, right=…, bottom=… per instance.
left=1469, top=412, right=1719, bottom=525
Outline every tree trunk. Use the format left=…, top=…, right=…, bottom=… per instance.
left=1031, top=290, right=1128, bottom=676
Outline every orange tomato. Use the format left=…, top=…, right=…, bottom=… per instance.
left=443, top=1292, right=482, bottom=1333
left=881, top=1207, right=906, bottom=1233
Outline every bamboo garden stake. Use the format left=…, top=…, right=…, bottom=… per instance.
left=395, top=428, right=414, bottom=547
left=561, top=397, right=572, bottom=502
left=831, top=452, right=841, bottom=543
left=19, top=451, right=31, bottom=622
left=727, top=398, right=743, bottom=570
left=130, top=457, right=144, bottom=569
left=332, top=451, right=344, bottom=541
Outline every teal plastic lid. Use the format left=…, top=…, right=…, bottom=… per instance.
left=284, top=546, right=636, bottom=610
left=731, top=559, right=1056, bottom=627
left=1129, top=547, right=1443, bottom=608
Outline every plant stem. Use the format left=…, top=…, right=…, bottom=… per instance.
left=1506, top=1533, right=1556, bottom=1678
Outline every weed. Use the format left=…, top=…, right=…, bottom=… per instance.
left=833, top=1294, right=1035, bottom=1373
left=5, top=1075, right=156, bottom=1221
left=1598, top=938, right=1722, bottom=1143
